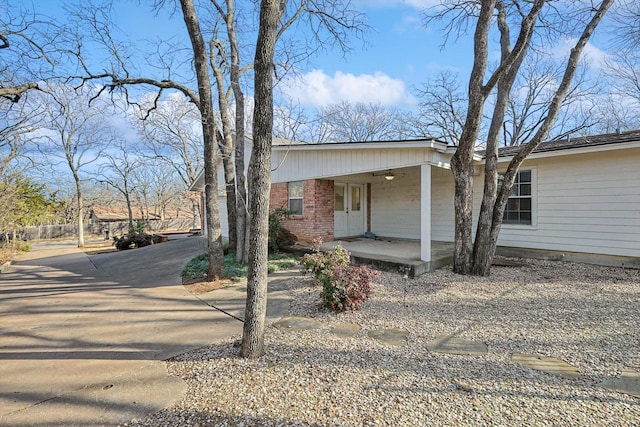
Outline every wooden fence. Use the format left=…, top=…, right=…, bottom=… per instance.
left=20, top=217, right=198, bottom=241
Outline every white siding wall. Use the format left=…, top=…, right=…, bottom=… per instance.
left=376, top=148, right=640, bottom=259
left=370, top=168, right=422, bottom=239
left=431, top=168, right=456, bottom=241
left=370, top=167, right=457, bottom=240
left=219, top=197, right=229, bottom=240
left=495, top=149, right=640, bottom=257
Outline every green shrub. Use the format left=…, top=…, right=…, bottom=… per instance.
left=301, top=240, right=380, bottom=312
left=130, top=219, right=147, bottom=234
left=268, top=207, right=294, bottom=253
left=15, top=241, right=30, bottom=252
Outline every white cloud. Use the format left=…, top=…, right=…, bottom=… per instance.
left=281, top=70, right=413, bottom=107
left=550, top=38, right=611, bottom=70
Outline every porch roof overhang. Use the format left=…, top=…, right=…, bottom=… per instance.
left=271, top=139, right=468, bottom=183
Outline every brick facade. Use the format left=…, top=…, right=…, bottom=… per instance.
left=270, top=179, right=334, bottom=243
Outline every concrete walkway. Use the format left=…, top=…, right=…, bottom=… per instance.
left=0, top=236, right=292, bottom=427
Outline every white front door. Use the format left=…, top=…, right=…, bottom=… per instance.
left=334, top=183, right=365, bottom=238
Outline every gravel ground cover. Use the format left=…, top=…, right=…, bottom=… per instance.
left=122, top=259, right=640, bottom=426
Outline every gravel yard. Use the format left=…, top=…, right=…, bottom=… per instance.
left=123, top=259, right=640, bottom=426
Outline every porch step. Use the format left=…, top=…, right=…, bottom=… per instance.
left=349, top=251, right=452, bottom=278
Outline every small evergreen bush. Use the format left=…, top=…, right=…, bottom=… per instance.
left=268, top=207, right=294, bottom=253
left=301, top=239, right=380, bottom=312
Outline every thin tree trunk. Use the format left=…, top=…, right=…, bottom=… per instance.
left=211, top=69, right=238, bottom=253
left=180, top=0, right=225, bottom=280
left=219, top=135, right=238, bottom=252
left=75, top=177, right=85, bottom=248
left=233, top=92, right=248, bottom=264
left=125, top=193, right=134, bottom=233
left=241, top=0, right=280, bottom=358
left=227, top=0, right=248, bottom=265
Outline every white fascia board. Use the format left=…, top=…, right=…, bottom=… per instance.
left=271, top=139, right=448, bottom=152
left=494, top=140, right=640, bottom=164
left=188, top=169, right=205, bottom=192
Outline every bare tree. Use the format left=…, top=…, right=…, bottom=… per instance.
left=178, top=0, right=227, bottom=280
left=134, top=94, right=203, bottom=187
left=0, top=0, right=61, bottom=102
left=0, top=94, right=45, bottom=178
left=132, top=93, right=203, bottom=227
left=241, top=0, right=283, bottom=359
left=138, top=161, right=185, bottom=221
left=314, top=101, right=406, bottom=142
left=67, top=0, right=226, bottom=279
left=413, top=71, right=468, bottom=145
left=426, top=0, right=614, bottom=275
left=209, top=0, right=253, bottom=262
left=502, top=56, right=596, bottom=146
left=34, top=84, right=108, bottom=248
left=96, top=140, right=141, bottom=232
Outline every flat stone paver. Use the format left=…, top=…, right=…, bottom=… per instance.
left=511, top=353, right=580, bottom=379
left=599, top=369, right=640, bottom=398
left=368, top=328, right=408, bottom=346
left=273, top=316, right=323, bottom=331
left=331, top=322, right=360, bottom=338
left=426, top=336, right=488, bottom=356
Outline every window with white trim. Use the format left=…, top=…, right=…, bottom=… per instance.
left=288, top=181, right=303, bottom=216
left=501, top=170, right=532, bottom=225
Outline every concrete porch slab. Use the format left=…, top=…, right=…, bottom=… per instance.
left=320, top=239, right=454, bottom=277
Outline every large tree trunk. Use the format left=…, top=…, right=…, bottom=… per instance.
left=450, top=0, right=496, bottom=274
left=241, top=0, right=281, bottom=359
left=180, top=0, right=225, bottom=280
left=469, top=0, right=613, bottom=276
left=471, top=2, right=526, bottom=276
left=450, top=154, right=474, bottom=274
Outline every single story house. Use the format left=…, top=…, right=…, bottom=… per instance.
left=191, top=130, right=640, bottom=271
left=89, top=206, right=162, bottom=224
left=88, top=206, right=160, bottom=237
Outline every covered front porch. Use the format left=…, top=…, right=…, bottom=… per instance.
left=270, top=139, right=474, bottom=276
left=320, top=239, right=454, bottom=277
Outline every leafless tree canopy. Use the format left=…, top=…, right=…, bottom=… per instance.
left=423, top=0, right=614, bottom=276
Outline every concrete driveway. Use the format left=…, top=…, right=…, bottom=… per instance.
left=0, top=236, right=292, bottom=427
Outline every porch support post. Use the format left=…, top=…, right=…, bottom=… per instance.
left=420, top=164, right=431, bottom=262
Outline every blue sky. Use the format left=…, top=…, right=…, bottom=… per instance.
left=32, top=0, right=473, bottom=108
left=32, top=0, right=616, bottom=111
left=281, top=0, right=475, bottom=108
